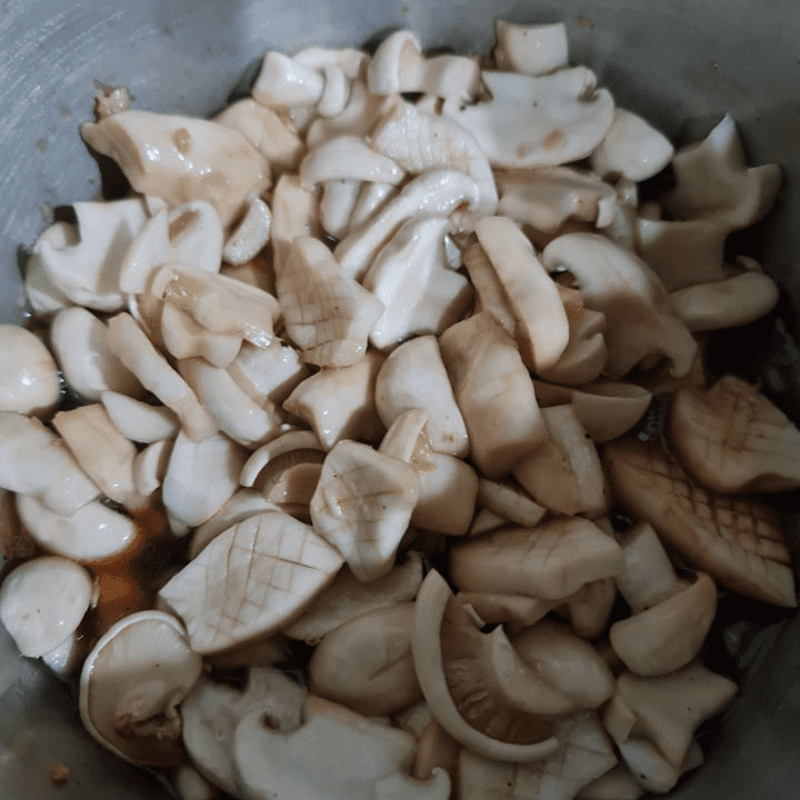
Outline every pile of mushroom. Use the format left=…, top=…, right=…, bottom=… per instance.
left=1, top=17, right=798, bottom=800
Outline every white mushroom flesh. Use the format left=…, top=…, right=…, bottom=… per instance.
left=0, top=324, right=60, bottom=416
left=101, top=391, right=180, bottom=443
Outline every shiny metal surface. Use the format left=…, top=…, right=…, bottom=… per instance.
left=1, top=1, right=799, bottom=797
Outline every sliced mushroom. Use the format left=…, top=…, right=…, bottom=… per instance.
left=457, top=591, right=555, bottom=629
left=161, top=431, right=248, bottom=529
left=590, top=108, right=674, bottom=182
left=413, top=719, right=461, bottom=782
left=0, top=325, right=59, bottom=417
left=374, top=335, right=469, bottom=458
left=264, top=462, right=322, bottom=519
left=252, top=50, right=327, bottom=107
left=106, top=313, right=218, bottom=441
left=228, top=340, right=309, bottom=407
left=609, top=523, right=717, bottom=676
left=233, top=696, right=451, bottom=800
left=319, top=179, right=362, bottom=239
left=308, top=602, right=421, bottom=716
left=79, top=610, right=202, bottom=766
left=565, top=380, right=653, bottom=443
left=449, top=517, right=623, bottom=601
left=669, top=269, right=780, bottom=332
left=461, top=239, right=517, bottom=334
left=40, top=627, right=90, bottom=681
left=159, top=304, right=241, bottom=368
left=181, top=669, right=306, bottom=796
left=411, top=570, right=560, bottom=762
left=222, top=196, right=272, bottom=266
left=0, top=412, right=100, bottom=515
left=213, top=97, right=304, bottom=172
left=120, top=201, right=224, bottom=294
left=334, top=169, right=482, bottom=281
left=663, top=114, right=781, bottom=230
left=33, top=198, right=148, bottom=311
left=475, top=478, right=546, bottom=528
left=283, top=350, right=386, bottom=449
left=53, top=404, right=148, bottom=511
left=614, top=737, right=703, bottom=795
left=133, top=438, right=173, bottom=498
left=439, top=312, right=547, bottom=478
left=189, top=490, right=278, bottom=559
left=542, top=233, right=697, bottom=379
left=151, top=264, right=281, bottom=347
left=179, top=357, right=283, bottom=448
left=24, top=221, right=76, bottom=315
left=562, top=578, right=618, bottom=639
left=670, top=375, right=800, bottom=493
left=0, top=556, right=93, bottom=657
left=442, top=68, right=614, bottom=168
left=270, top=173, right=321, bottom=273
left=602, top=663, right=737, bottom=788
left=492, top=20, right=569, bottom=76
left=160, top=510, right=343, bottom=654
left=310, top=439, right=419, bottom=581
left=364, top=217, right=472, bottom=350
left=497, top=167, right=617, bottom=233
left=604, top=438, right=796, bottom=607
left=16, top=494, right=138, bottom=564
left=576, top=763, right=646, bottom=800
left=370, top=100, right=498, bottom=216
left=457, top=712, right=617, bottom=800
left=349, top=181, right=399, bottom=230
left=101, top=391, right=180, bottom=444
left=81, top=110, right=271, bottom=226
left=285, top=552, right=423, bottom=645
left=300, top=135, right=405, bottom=189
left=277, top=236, right=384, bottom=367
left=513, top=404, right=608, bottom=517
left=475, top=215, right=570, bottom=372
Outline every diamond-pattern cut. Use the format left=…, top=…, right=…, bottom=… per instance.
left=159, top=510, right=343, bottom=654
left=605, top=439, right=796, bottom=607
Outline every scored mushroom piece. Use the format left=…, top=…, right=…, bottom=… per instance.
left=0, top=555, right=94, bottom=657
left=53, top=404, right=148, bottom=511
left=81, top=110, right=271, bottom=227
left=542, top=233, right=697, bottom=379
left=120, top=201, right=224, bottom=294
left=602, top=663, right=737, bottom=792
left=159, top=509, right=344, bottom=654
left=283, top=350, right=386, bottom=449
left=669, top=375, right=800, bottom=493
left=16, top=493, right=138, bottom=564
left=475, top=216, right=570, bottom=373
left=374, top=335, right=469, bottom=458
left=496, top=167, right=617, bottom=234
left=50, top=308, right=144, bottom=402
left=213, top=98, right=304, bottom=173
left=0, top=412, right=100, bottom=516
left=32, top=198, right=148, bottom=311
left=233, top=696, right=451, bottom=800
left=228, top=340, right=309, bottom=407
left=442, top=68, right=615, bottom=169
left=308, top=602, right=422, bottom=716
left=0, top=325, right=59, bottom=416
left=181, top=669, right=307, bottom=796
left=300, top=135, right=406, bottom=188
left=589, top=108, right=674, bottom=182
left=161, top=431, right=248, bottom=529
left=179, top=357, right=283, bottom=448
left=669, top=269, right=780, bottom=332
left=364, top=217, right=472, bottom=350
left=663, top=114, right=781, bottom=230
left=511, top=620, right=616, bottom=712
left=310, top=439, right=420, bottom=582
left=512, top=404, right=608, bottom=518
left=369, top=100, right=498, bottom=217
left=285, top=552, right=423, bottom=645
left=276, top=236, right=384, bottom=368
left=457, top=712, right=617, bottom=800
left=79, top=610, right=202, bottom=767
left=609, top=532, right=717, bottom=676
left=101, top=391, right=180, bottom=444
left=334, top=169, right=483, bottom=281
left=604, top=438, right=796, bottom=607
left=439, top=312, right=548, bottom=478
left=449, top=517, right=623, bottom=601
left=160, top=304, right=242, bottom=368
left=492, top=20, right=569, bottom=76
left=106, top=313, right=218, bottom=442
left=411, top=570, right=560, bottom=762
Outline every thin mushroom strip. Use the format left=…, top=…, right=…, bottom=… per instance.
left=0, top=17, right=796, bottom=800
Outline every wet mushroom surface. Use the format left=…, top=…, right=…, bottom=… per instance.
left=2, top=16, right=800, bottom=800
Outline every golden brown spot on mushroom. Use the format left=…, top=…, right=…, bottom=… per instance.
left=171, top=127, right=192, bottom=155
left=542, top=129, right=566, bottom=150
